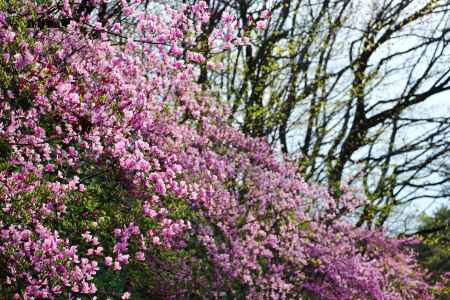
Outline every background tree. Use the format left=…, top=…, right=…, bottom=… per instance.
left=415, top=207, right=450, bottom=279
left=179, top=0, right=450, bottom=230
left=414, top=206, right=450, bottom=298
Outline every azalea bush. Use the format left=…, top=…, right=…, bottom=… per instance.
left=0, top=1, right=443, bottom=299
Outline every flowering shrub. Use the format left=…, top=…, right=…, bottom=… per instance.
left=0, top=1, right=441, bottom=299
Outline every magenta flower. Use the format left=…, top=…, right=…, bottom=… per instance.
left=13, top=51, right=33, bottom=69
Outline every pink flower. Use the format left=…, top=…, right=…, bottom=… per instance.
left=113, top=261, right=121, bottom=271
left=44, top=164, right=54, bottom=172
left=256, top=20, right=267, bottom=30
left=104, top=256, right=113, bottom=267
left=2, top=53, right=10, bottom=63
left=143, top=202, right=158, bottom=218
left=135, top=251, right=145, bottom=261
left=95, top=246, right=103, bottom=256
left=117, top=253, right=129, bottom=264
left=82, top=231, right=92, bottom=243
left=155, top=178, right=166, bottom=195
left=121, top=292, right=131, bottom=299
left=114, top=140, right=127, bottom=155
left=92, top=237, right=99, bottom=246
left=123, top=6, right=134, bottom=17
left=152, top=236, right=161, bottom=245
left=3, top=30, right=15, bottom=43
left=14, top=51, right=34, bottom=69
left=260, top=10, right=271, bottom=19
left=112, top=23, right=121, bottom=33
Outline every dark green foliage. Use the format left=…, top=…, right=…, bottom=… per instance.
left=416, top=207, right=450, bottom=281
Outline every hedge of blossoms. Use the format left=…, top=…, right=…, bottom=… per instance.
left=0, top=1, right=444, bottom=299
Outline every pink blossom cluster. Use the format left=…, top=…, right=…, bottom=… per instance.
left=0, top=223, right=98, bottom=298
left=0, top=1, right=440, bottom=299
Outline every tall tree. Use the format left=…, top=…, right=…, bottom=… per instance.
left=185, top=0, right=450, bottom=229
